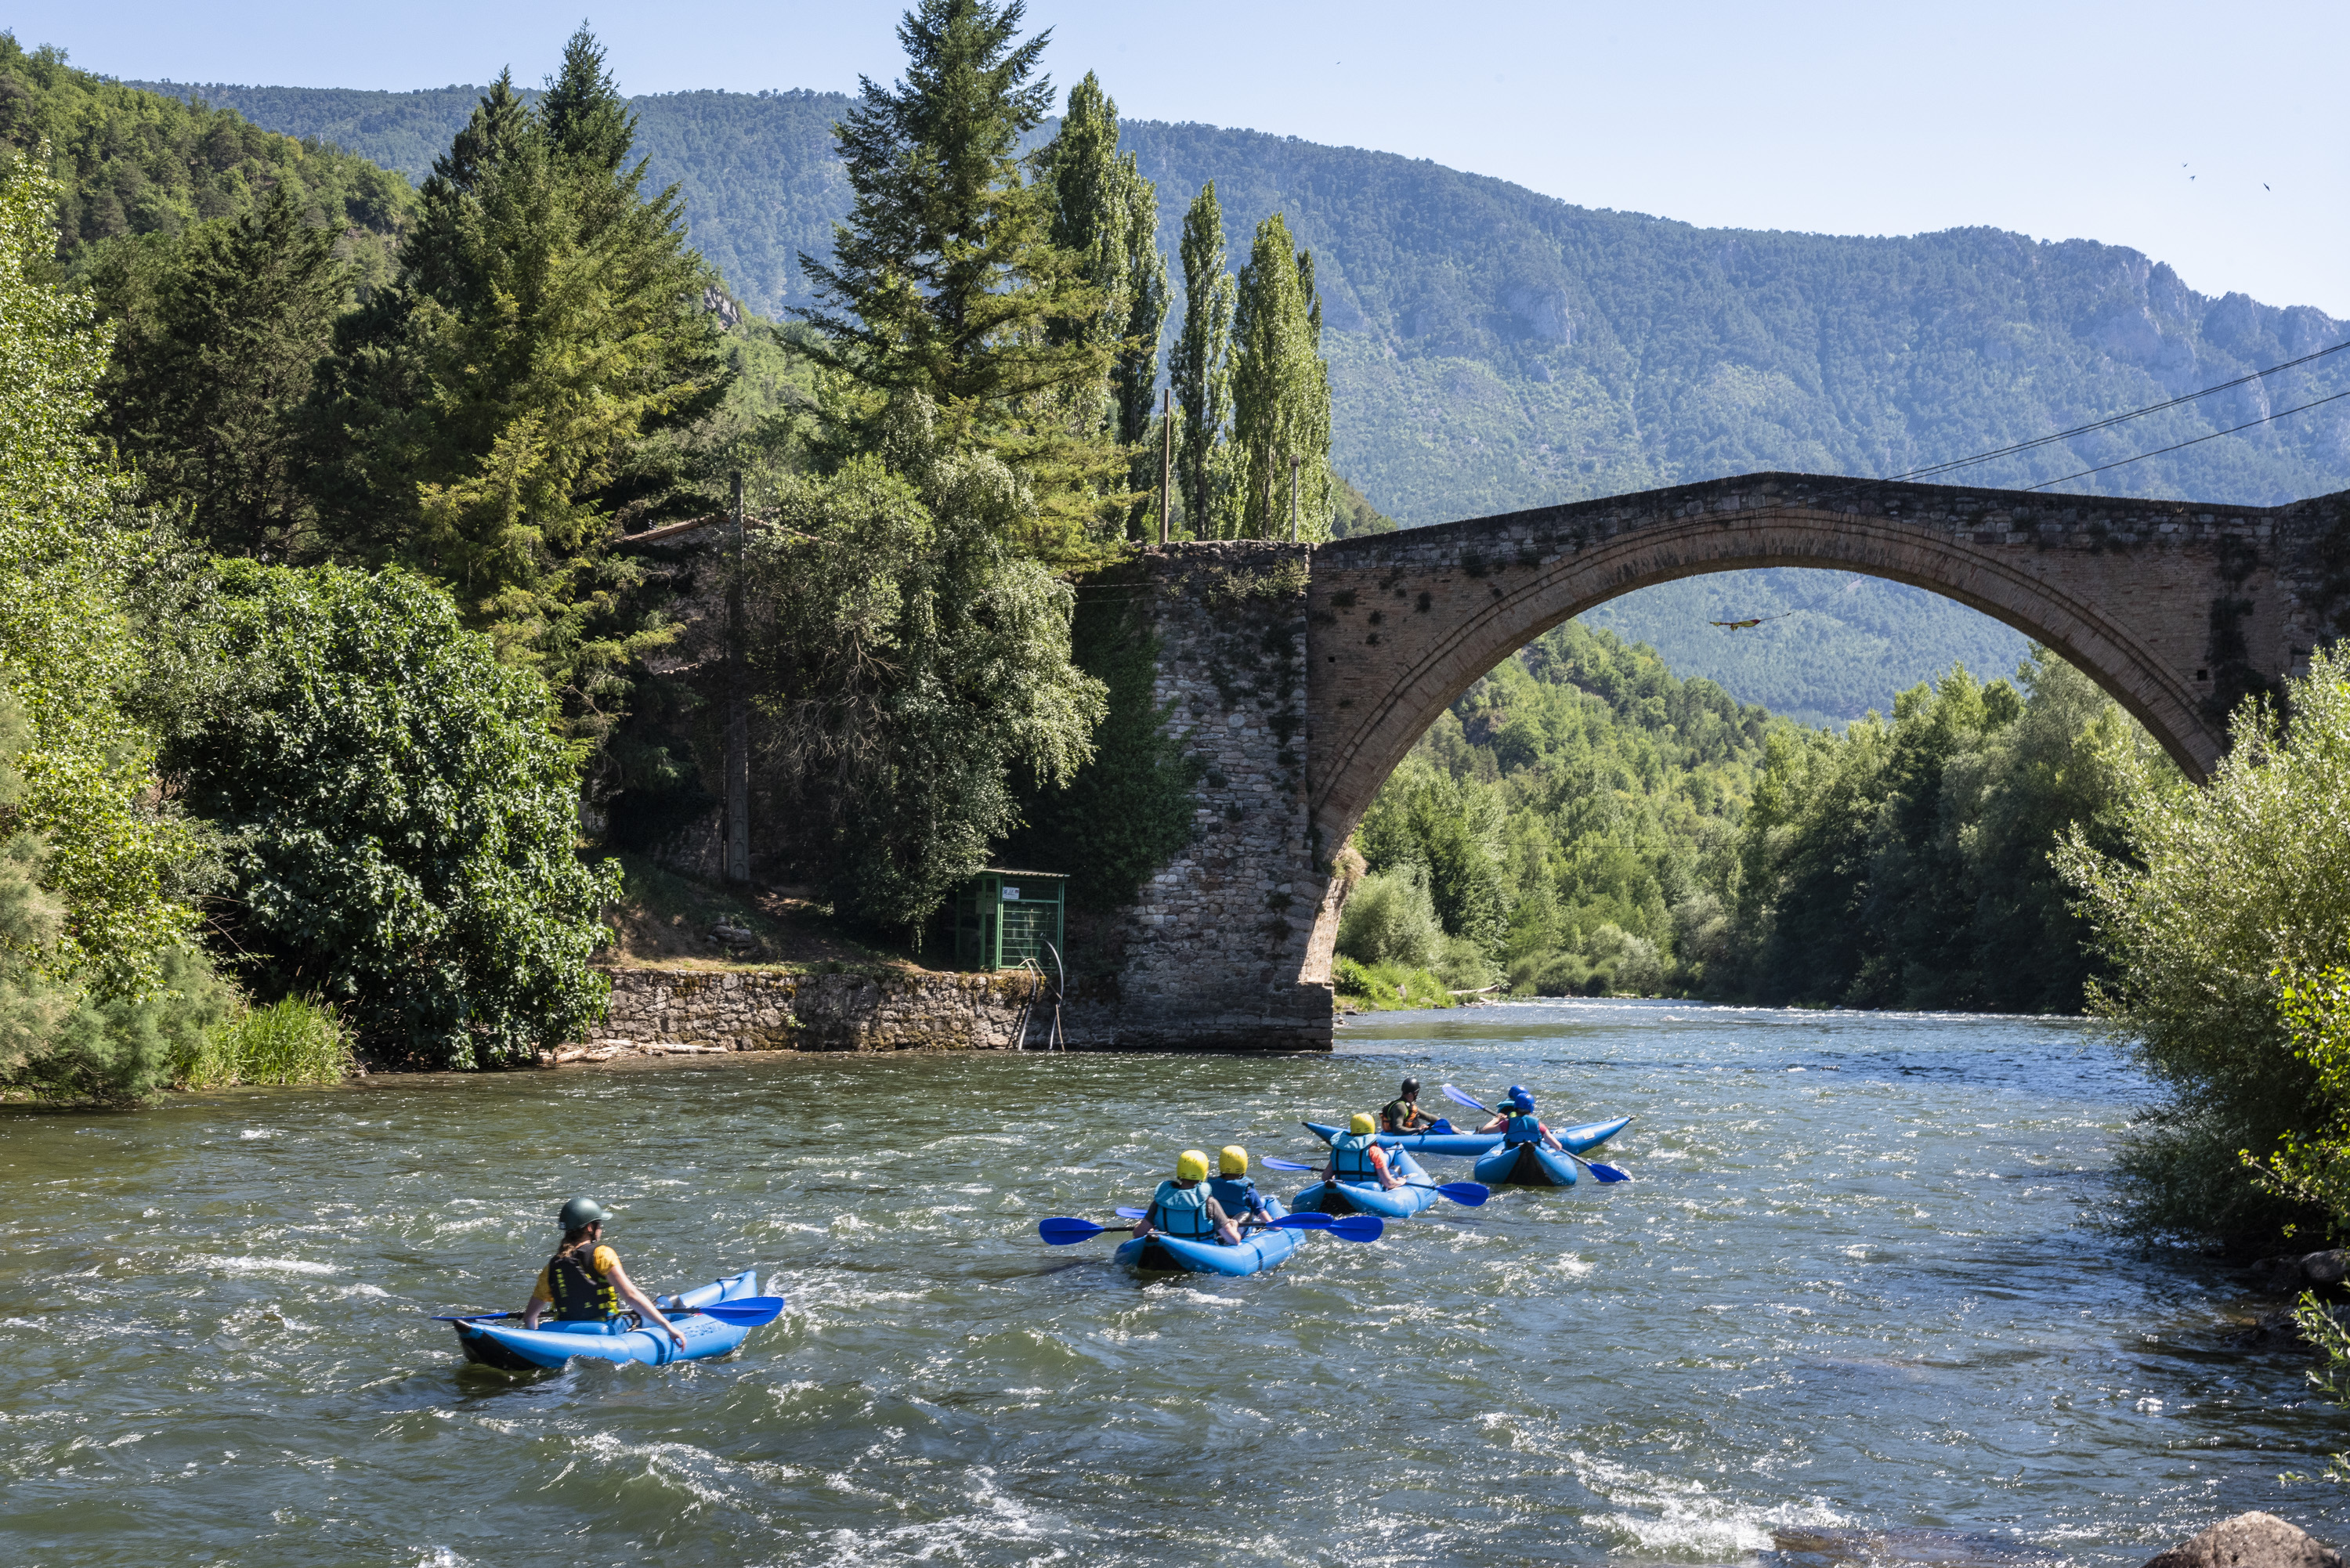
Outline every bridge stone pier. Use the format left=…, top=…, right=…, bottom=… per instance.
left=1064, top=472, right=2350, bottom=1052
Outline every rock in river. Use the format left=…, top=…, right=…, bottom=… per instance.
left=2142, top=1512, right=2342, bottom=1568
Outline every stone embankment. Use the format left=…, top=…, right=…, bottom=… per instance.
left=568, top=966, right=1053, bottom=1057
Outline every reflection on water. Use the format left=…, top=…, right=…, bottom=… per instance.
left=0, top=999, right=2341, bottom=1566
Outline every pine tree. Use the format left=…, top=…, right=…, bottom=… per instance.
left=108, top=182, right=348, bottom=560
left=1170, top=181, right=1235, bottom=538
left=797, top=0, right=1116, bottom=559
left=1231, top=211, right=1332, bottom=540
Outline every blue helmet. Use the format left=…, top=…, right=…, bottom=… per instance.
left=1508, top=1087, right=1535, bottom=1114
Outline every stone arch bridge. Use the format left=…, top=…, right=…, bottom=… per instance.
left=1061, top=472, right=2350, bottom=1052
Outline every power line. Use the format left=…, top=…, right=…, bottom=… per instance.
left=2022, top=387, right=2350, bottom=493
left=1888, top=338, right=2350, bottom=484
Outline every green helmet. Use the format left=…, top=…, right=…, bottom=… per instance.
left=558, top=1196, right=613, bottom=1231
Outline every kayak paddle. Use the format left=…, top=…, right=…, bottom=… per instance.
left=1261, top=1154, right=1488, bottom=1205
left=1040, top=1216, right=1127, bottom=1244
left=1439, top=1083, right=1633, bottom=1183
left=1038, top=1212, right=1383, bottom=1245
left=689, top=1296, right=787, bottom=1326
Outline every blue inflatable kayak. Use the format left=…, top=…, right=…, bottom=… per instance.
left=1114, top=1198, right=1301, bottom=1277
left=1305, top=1114, right=1632, bottom=1159
left=446, top=1269, right=763, bottom=1371
left=1475, top=1142, right=1581, bottom=1187
left=1292, top=1148, right=1444, bottom=1219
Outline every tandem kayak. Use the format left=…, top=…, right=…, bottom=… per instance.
left=446, top=1269, right=763, bottom=1371
left=1305, top=1114, right=1632, bottom=1158
left=1292, top=1147, right=1444, bottom=1219
left=1114, top=1198, right=1301, bottom=1277
left=1475, top=1142, right=1580, bottom=1187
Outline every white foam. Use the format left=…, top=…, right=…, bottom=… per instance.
left=240, top=1129, right=278, bottom=1140
left=199, top=1255, right=336, bottom=1277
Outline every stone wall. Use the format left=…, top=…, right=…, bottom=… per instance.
left=602, top=966, right=1049, bottom=1052
left=1059, top=544, right=1335, bottom=1052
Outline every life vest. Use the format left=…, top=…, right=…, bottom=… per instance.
left=544, top=1245, right=621, bottom=1321
left=1503, top=1112, right=1545, bottom=1147
left=1206, top=1174, right=1264, bottom=1217
left=1148, top=1180, right=1217, bottom=1240
left=1331, top=1129, right=1383, bottom=1180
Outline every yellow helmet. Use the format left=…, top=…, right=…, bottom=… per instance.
left=1349, top=1113, right=1377, bottom=1136
left=1219, top=1145, right=1249, bottom=1176
left=1176, top=1148, right=1211, bottom=1182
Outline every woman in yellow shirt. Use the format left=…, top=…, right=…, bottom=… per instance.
left=521, top=1197, right=683, bottom=1348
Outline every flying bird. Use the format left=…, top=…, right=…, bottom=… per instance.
left=1708, top=612, right=1795, bottom=630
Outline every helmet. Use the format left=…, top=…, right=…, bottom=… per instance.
left=558, top=1196, right=612, bottom=1231
left=1219, top=1145, right=1249, bottom=1176
left=1348, top=1113, right=1377, bottom=1136
left=1176, top=1149, right=1211, bottom=1182
left=1506, top=1084, right=1528, bottom=1103
left=1401, top=1077, right=1421, bottom=1093
left=1509, top=1088, right=1535, bottom=1113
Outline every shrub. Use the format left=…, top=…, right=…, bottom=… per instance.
left=1336, top=869, right=1442, bottom=970
left=181, top=996, right=353, bottom=1089
left=166, top=562, right=621, bottom=1069
left=2055, top=647, right=2350, bottom=1250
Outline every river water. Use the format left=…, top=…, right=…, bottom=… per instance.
left=2, top=999, right=2345, bottom=1566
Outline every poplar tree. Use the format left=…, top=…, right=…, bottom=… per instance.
left=797, top=0, right=1115, bottom=559
left=1231, top=211, right=1332, bottom=540
left=108, top=182, right=348, bottom=561
left=1170, top=181, right=1235, bottom=537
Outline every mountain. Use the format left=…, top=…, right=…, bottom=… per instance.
left=116, top=78, right=2350, bottom=721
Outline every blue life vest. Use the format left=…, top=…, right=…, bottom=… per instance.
left=1148, top=1179, right=1217, bottom=1239
left=1206, top=1175, right=1264, bottom=1216
left=1330, top=1130, right=1382, bottom=1180
left=1503, top=1112, right=1545, bottom=1147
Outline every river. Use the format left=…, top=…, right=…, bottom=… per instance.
left=2, top=999, right=2344, bottom=1566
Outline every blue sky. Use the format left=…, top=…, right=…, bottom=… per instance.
left=17, top=0, right=2348, bottom=316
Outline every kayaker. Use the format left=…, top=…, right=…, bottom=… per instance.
left=1206, top=1146, right=1273, bottom=1230
left=1325, top=1112, right=1405, bottom=1190
left=1132, top=1149, right=1246, bottom=1246
left=1475, top=1086, right=1568, bottom=1154
left=521, top=1197, right=685, bottom=1348
left=1379, top=1077, right=1441, bottom=1135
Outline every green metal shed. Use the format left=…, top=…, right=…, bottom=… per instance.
left=952, top=869, right=1068, bottom=973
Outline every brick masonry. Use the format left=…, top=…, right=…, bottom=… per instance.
left=603, top=966, right=1050, bottom=1052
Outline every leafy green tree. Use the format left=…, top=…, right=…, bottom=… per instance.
left=311, top=32, right=728, bottom=734
left=2055, top=647, right=2350, bottom=1250
left=165, top=560, right=621, bottom=1069
left=1231, top=212, right=1331, bottom=540
left=1170, top=180, right=1235, bottom=538
left=796, top=0, right=1115, bottom=561
left=107, top=182, right=348, bottom=559
left=742, top=398, right=1106, bottom=936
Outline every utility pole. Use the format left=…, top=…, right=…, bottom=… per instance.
left=1159, top=387, right=1173, bottom=545
left=725, top=471, right=750, bottom=887
left=1289, top=454, right=1300, bottom=543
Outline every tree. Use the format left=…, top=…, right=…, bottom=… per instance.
left=1170, top=181, right=1236, bottom=539
left=1231, top=211, right=1331, bottom=540
left=107, top=182, right=348, bottom=559
left=2055, top=647, right=2350, bottom=1251
left=796, top=0, right=1115, bottom=560
left=309, top=32, right=728, bottom=735
left=742, top=398, right=1106, bottom=936
left=164, top=560, right=622, bottom=1070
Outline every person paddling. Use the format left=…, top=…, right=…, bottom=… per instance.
left=1206, top=1146, right=1273, bottom=1230
left=1132, top=1150, right=1246, bottom=1246
left=1474, top=1086, right=1568, bottom=1154
left=1380, top=1077, right=1441, bottom=1135
left=522, top=1197, right=684, bottom=1348
left=1325, top=1113, right=1405, bottom=1190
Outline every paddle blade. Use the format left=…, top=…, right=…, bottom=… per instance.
left=1114, top=1206, right=1148, bottom=1220
left=1261, top=1156, right=1318, bottom=1172
left=696, top=1296, right=786, bottom=1326
left=1439, top=1083, right=1489, bottom=1113
left=1436, top=1181, right=1491, bottom=1206
left=1325, top=1215, right=1385, bottom=1242
left=1267, top=1212, right=1333, bottom=1230
left=1038, top=1216, right=1111, bottom=1245
left=1585, top=1162, right=1633, bottom=1183
left=1430, top=1118, right=1456, bottom=1133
